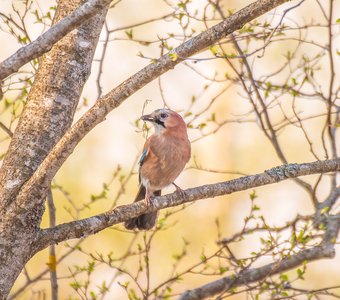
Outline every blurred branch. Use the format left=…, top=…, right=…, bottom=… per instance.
left=37, top=158, right=339, bottom=249
left=217, top=214, right=313, bottom=244
left=212, top=0, right=316, bottom=198
left=325, top=0, right=337, bottom=185
left=0, top=122, right=13, bottom=138
left=108, top=12, right=175, bottom=34
left=46, top=189, right=58, bottom=300
left=0, top=0, right=113, bottom=81
left=95, top=21, right=109, bottom=98
left=178, top=215, right=340, bottom=300
left=8, top=240, right=84, bottom=300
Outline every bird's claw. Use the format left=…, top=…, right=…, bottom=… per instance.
left=145, top=195, right=154, bottom=207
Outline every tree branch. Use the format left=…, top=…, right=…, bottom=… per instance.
left=0, top=1, right=109, bottom=213
left=0, top=0, right=112, bottom=81
left=36, top=158, right=339, bottom=251
left=178, top=215, right=340, bottom=300
left=13, top=0, right=291, bottom=215
left=46, top=189, right=58, bottom=300
left=0, top=2, right=109, bottom=296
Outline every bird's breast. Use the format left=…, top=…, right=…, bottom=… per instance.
left=140, top=135, right=190, bottom=190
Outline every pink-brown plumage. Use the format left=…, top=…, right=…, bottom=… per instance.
left=124, top=109, right=190, bottom=230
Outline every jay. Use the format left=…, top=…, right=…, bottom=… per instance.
left=124, top=109, right=191, bottom=230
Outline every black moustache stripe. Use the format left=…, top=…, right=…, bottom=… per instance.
left=155, top=119, right=166, bottom=128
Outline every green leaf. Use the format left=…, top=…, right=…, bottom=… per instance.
left=249, top=190, right=257, bottom=200
left=18, top=35, right=28, bottom=44
left=172, top=253, right=182, bottom=261
left=157, top=217, right=166, bottom=229
left=297, top=268, right=305, bottom=279
left=318, top=223, right=326, bottom=230
left=90, top=291, right=97, bottom=300
left=227, top=9, right=235, bottom=16
left=239, top=25, right=254, bottom=34
left=320, top=206, right=329, bottom=215
left=209, top=46, right=219, bottom=55
left=70, top=281, right=82, bottom=290
left=88, top=261, right=95, bottom=274
left=125, top=29, right=133, bottom=39
left=252, top=204, right=260, bottom=211
left=168, top=52, right=178, bottom=61
left=178, top=2, right=187, bottom=9
left=178, top=12, right=185, bottom=21
left=224, top=53, right=236, bottom=58
left=280, top=273, right=289, bottom=281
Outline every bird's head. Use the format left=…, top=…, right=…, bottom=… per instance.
left=141, top=109, right=186, bottom=135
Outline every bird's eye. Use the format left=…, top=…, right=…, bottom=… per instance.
left=160, top=113, right=168, bottom=119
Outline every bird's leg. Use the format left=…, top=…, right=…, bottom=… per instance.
left=172, top=182, right=187, bottom=198
left=145, top=183, right=153, bottom=207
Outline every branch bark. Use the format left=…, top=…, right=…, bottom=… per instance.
left=0, top=1, right=108, bottom=297
left=0, top=0, right=112, bottom=81
left=37, top=158, right=339, bottom=250
left=0, top=1, right=108, bottom=213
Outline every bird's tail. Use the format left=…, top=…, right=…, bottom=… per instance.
left=124, top=186, right=161, bottom=230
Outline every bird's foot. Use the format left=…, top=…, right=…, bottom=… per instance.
left=145, top=194, right=154, bottom=207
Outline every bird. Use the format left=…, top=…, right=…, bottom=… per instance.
left=124, top=108, right=191, bottom=230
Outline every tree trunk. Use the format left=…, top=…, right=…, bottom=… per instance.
left=0, top=1, right=108, bottom=297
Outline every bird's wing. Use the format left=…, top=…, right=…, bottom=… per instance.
left=138, top=136, right=160, bottom=183
left=139, top=148, right=148, bottom=167
left=139, top=135, right=160, bottom=182
left=139, top=136, right=152, bottom=167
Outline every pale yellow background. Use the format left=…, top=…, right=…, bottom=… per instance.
left=0, top=0, right=339, bottom=299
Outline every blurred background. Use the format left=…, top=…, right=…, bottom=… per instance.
left=0, top=0, right=339, bottom=299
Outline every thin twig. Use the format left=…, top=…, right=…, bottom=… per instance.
left=47, top=188, right=58, bottom=300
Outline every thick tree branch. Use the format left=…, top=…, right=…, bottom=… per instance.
left=0, top=0, right=112, bottom=81
left=13, top=0, right=291, bottom=215
left=0, top=2, right=108, bottom=297
left=0, top=2, right=109, bottom=213
left=178, top=215, right=340, bottom=300
left=36, top=158, right=339, bottom=251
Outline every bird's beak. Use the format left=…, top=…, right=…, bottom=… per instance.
left=140, top=114, right=155, bottom=122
